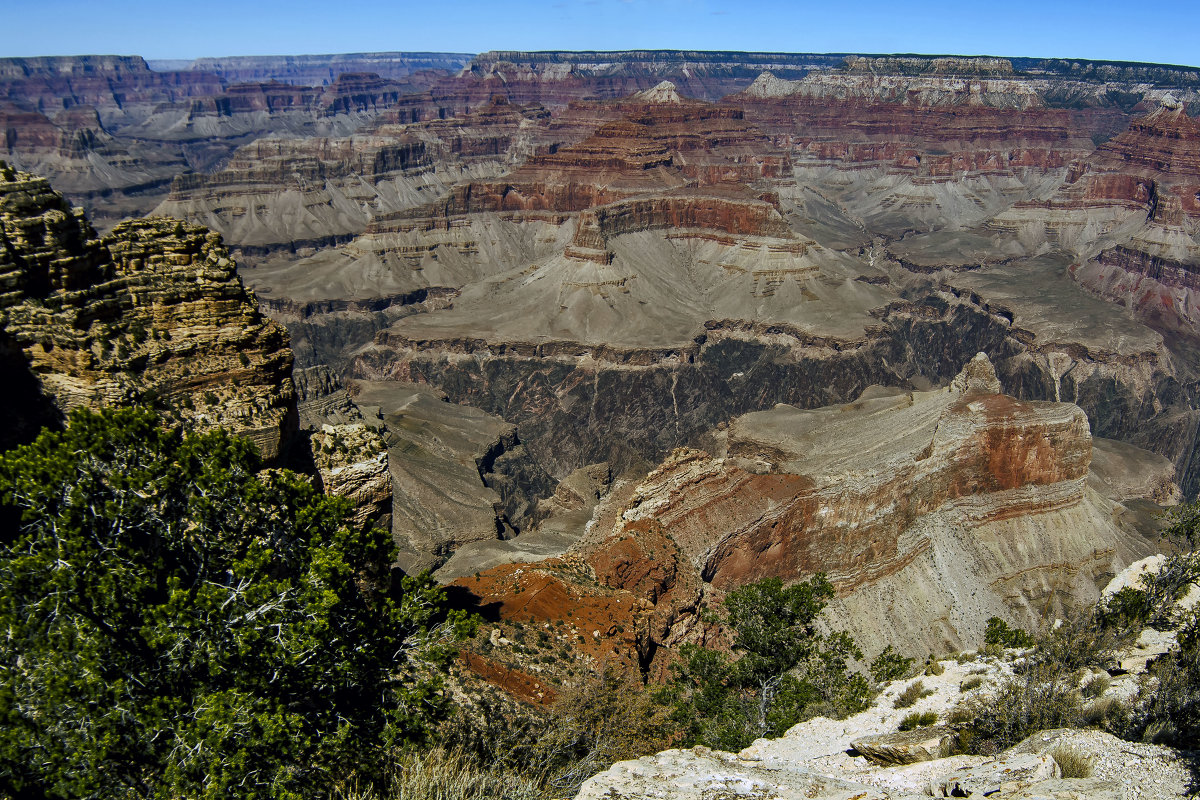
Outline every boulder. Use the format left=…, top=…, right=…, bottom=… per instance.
left=929, top=753, right=1058, bottom=797
left=851, top=726, right=953, bottom=767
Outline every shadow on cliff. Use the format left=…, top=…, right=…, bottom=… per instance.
left=0, top=336, right=63, bottom=453
left=441, top=584, right=504, bottom=623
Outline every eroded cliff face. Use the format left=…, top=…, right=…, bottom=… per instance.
left=284, top=73, right=1195, bottom=504
left=311, top=422, right=391, bottom=531
left=0, top=54, right=474, bottom=229
left=329, top=380, right=556, bottom=573
left=8, top=53, right=1197, bottom=584
left=155, top=98, right=552, bottom=255
left=449, top=355, right=1163, bottom=679
left=0, top=166, right=296, bottom=456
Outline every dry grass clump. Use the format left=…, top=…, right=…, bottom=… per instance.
left=1080, top=673, right=1110, bottom=699
left=898, top=711, right=938, bottom=731
left=959, top=676, right=984, bottom=692
left=1050, top=744, right=1094, bottom=778
left=894, top=679, right=934, bottom=709
left=334, top=747, right=541, bottom=800
left=438, top=665, right=675, bottom=798
left=1081, top=696, right=1125, bottom=727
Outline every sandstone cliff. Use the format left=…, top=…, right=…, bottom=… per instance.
left=0, top=166, right=296, bottom=456
left=311, top=422, right=391, bottom=531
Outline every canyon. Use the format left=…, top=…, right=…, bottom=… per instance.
left=5, top=48, right=1200, bottom=707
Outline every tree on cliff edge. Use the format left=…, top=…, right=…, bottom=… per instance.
left=661, top=575, right=871, bottom=751
left=0, top=408, right=473, bottom=799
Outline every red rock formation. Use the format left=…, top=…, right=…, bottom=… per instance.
left=459, top=650, right=558, bottom=706
left=1, top=104, right=108, bottom=159
left=184, top=73, right=423, bottom=118
left=739, top=96, right=1105, bottom=176
left=697, top=391, right=1090, bottom=591
left=574, top=190, right=793, bottom=244
left=187, top=81, right=323, bottom=116
left=378, top=94, right=799, bottom=265
left=1093, top=104, right=1200, bottom=178
left=451, top=559, right=650, bottom=675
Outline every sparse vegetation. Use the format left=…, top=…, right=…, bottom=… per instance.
left=1050, top=745, right=1094, bottom=778
left=898, top=711, right=938, bottom=731
left=1127, top=609, right=1200, bottom=746
left=949, top=664, right=1085, bottom=755
left=946, top=505, right=1200, bottom=757
left=659, top=575, right=873, bottom=751
left=895, top=679, right=933, bottom=709
left=959, top=676, right=984, bottom=692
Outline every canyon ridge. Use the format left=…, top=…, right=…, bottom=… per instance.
left=4, top=47, right=1200, bottom=797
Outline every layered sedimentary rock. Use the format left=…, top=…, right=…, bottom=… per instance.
left=158, top=53, right=472, bottom=88
left=1061, top=106, right=1200, bottom=347
left=0, top=56, right=223, bottom=124
left=0, top=54, right=473, bottom=228
left=311, top=422, right=391, bottom=530
left=11, top=51, right=1198, bottom=584
left=330, top=71, right=1200, bottom=505
left=734, top=69, right=1120, bottom=239
left=407, top=93, right=790, bottom=221
left=155, top=98, right=552, bottom=253
left=451, top=355, right=1161, bottom=682
left=377, top=51, right=833, bottom=124
left=621, top=356, right=1153, bottom=654
left=0, top=167, right=296, bottom=456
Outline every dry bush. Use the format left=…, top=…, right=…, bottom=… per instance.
left=1129, top=610, right=1200, bottom=747
left=895, top=679, right=933, bottom=709
left=898, top=711, right=938, bottom=731
left=947, top=666, right=1083, bottom=755
left=1081, top=696, right=1126, bottom=728
left=1050, top=745, right=1094, bottom=778
left=959, top=676, right=984, bottom=692
left=1080, top=673, right=1111, bottom=699
left=534, top=667, right=676, bottom=794
left=440, top=665, right=674, bottom=798
left=333, top=747, right=541, bottom=800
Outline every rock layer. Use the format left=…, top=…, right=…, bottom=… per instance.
left=0, top=167, right=296, bottom=456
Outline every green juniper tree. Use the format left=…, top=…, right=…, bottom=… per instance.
left=0, top=407, right=473, bottom=799
left=661, top=575, right=871, bottom=751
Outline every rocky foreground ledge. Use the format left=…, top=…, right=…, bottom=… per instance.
left=577, top=659, right=1191, bottom=799
left=576, top=554, right=1199, bottom=799
left=577, top=728, right=1189, bottom=799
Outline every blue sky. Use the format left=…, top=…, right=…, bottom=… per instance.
left=2, top=0, right=1198, bottom=67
